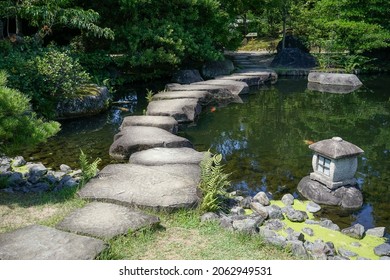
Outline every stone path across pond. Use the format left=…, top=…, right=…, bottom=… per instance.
left=0, top=55, right=278, bottom=259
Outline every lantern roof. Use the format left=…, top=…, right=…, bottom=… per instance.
left=309, top=137, right=364, bottom=159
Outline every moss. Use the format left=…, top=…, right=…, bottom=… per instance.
left=75, top=84, right=101, bottom=96
left=269, top=200, right=385, bottom=260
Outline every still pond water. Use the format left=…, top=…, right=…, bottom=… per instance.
left=20, top=75, right=390, bottom=237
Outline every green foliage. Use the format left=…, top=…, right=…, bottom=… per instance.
left=145, top=89, right=154, bottom=103
left=0, top=44, right=92, bottom=118
left=198, top=151, right=231, bottom=213
left=0, top=70, right=60, bottom=154
left=78, top=149, right=101, bottom=186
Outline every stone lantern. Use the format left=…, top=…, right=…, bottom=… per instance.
left=309, top=136, right=364, bottom=190
left=298, top=136, right=364, bottom=209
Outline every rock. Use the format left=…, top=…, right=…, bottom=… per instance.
left=250, top=202, right=269, bottom=219
left=62, top=177, right=79, bottom=189
left=7, top=172, right=24, bottom=186
left=259, top=227, right=278, bottom=238
left=286, top=229, right=305, bottom=242
left=202, top=59, right=235, bottom=79
left=374, top=243, right=390, bottom=257
left=263, top=219, right=286, bottom=231
left=120, top=115, right=179, bottom=134
left=284, top=207, right=308, bottom=222
left=319, top=219, right=340, bottom=231
left=59, top=164, right=72, bottom=173
left=265, top=205, right=284, bottom=220
left=380, top=256, right=390, bottom=260
left=152, top=91, right=210, bottom=105
left=0, top=163, right=11, bottom=173
left=338, top=248, right=358, bottom=258
left=56, top=86, right=110, bottom=120
left=232, top=218, right=259, bottom=234
left=109, top=126, right=193, bottom=161
left=56, top=202, right=160, bottom=239
left=239, top=196, right=253, bottom=209
left=328, top=256, right=350, bottom=260
left=304, top=240, right=329, bottom=260
left=201, top=212, right=220, bottom=223
left=78, top=164, right=201, bottom=211
left=172, top=69, right=204, bottom=84
left=231, top=206, right=246, bottom=216
left=219, top=215, right=234, bottom=230
left=281, top=193, right=294, bottom=206
left=165, top=83, right=241, bottom=103
left=129, top=147, right=206, bottom=166
left=351, top=242, right=361, bottom=247
left=341, top=223, right=365, bottom=239
left=216, top=71, right=277, bottom=87
left=302, top=227, right=314, bottom=236
left=297, top=176, right=363, bottom=209
left=306, top=201, right=321, bottom=213
left=191, top=79, right=249, bottom=96
left=253, top=191, right=270, bottom=206
left=264, top=235, right=287, bottom=248
left=0, top=225, right=106, bottom=259
left=146, top=99, right=202, bottom=123
left=28, top=163, right=48, bottom=177
left=305, top=219, right=320, bottom=225
left=11, top=156, right=26, bottom=167
left=270, top=48, right=317, bottom=68
left=31, top=182, right=50, bottom=192
left=287, top=240, right=308, bottom=258
left=308, top=72, right=363, bottom=87
left=366, top=227, right=386, bottom=238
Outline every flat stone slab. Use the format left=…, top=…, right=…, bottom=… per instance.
left=308, top=72, right=363, bottom=87
left=308, top=82, right=361, bottom=94
left=56, top=202, right=160, bottom=239
left=152, top=90, right=211, bottom=105
left=0, top=225, right=106, bottom=260
left=119, top=115, right=178, bottom=134
left=165, top=83, right=241, bottom=103
left=146, top=99, right=202, bottom=123
left=78, top=164, right=201, bottom=210
left=191, top=79, right=249, bottom=95
left=109, top=126, right=193, bottom=160
left=217, top=71, right=277, bottom=86
left=129, top=147, right=206, bottom=166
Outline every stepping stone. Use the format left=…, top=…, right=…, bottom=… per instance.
left=78, top=164, right=201, bottom=210
left=129, top=147, right=207, bottom=166
left=0, top=225, right=106, bottom=260
left=146, top=99, right=202, bottom=123
left=56, top=202, right=160, bottom=239
left=152, top=90, right=211, bottom=105
left=109, top=126, right=193, bottom=161
left=217, top=71, right=278, bottom=86
left=191, top=79, right=249, bottom=95
left=165, top=83, right=241, bottom=103
left=120, top=115, right=178, bottom=134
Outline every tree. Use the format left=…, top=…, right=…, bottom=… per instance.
left=0, top=0, right=114, bottom=41
left=0, top=71, right=60, bottom=154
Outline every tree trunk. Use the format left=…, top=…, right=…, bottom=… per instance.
left=243, top=13, right=247, bottom=36
left=282, top=16, right=286, bottom=50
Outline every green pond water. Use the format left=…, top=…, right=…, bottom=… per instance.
left=19, top=75, right=390, bottom=237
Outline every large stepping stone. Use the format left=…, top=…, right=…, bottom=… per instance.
left=78, top=164, right=201, bottom=210
left=119, top=115, right=178, bottom=134
left=146, top=99, right=201, bottom=123
left=0, top=225, right=106, bottom=260
left=217, top=71, right=277, bottom=86
left=165, top=83, right=240, bottom=103
left=129, top=147, right=206, bottom=166
left=109, top=126, right=193, bottom=161
left=152, top=90, right=211, bottom=105
left=191, top=79, right=249, bottom=95
left=56, top=202, right=160, bottom=239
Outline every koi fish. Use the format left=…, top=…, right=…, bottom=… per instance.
left=210, top=106, right=216, bottom=113
left=303, top=139, right=315, bottom=145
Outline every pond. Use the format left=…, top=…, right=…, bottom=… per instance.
left=19, top=74, right=390, bottom=238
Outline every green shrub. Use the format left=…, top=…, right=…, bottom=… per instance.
left=198, top=152, right=231, bottom=213
left=79, top=149, right=102, bottom=186
left=0, top=71, right=60, bottom=154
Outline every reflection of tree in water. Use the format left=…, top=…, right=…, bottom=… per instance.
left=184, top=76, right=390, bottom=230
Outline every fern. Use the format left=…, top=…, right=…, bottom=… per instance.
left=145, top=89, right=154, bottom=103
left=79, top=149, right=102, bottom=186
left=198, top=151, right=231, bottom=213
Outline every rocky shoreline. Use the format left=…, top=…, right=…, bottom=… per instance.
left=202, top=191, right=390, bottom=260
left=0, top=156, right=80, bottom=193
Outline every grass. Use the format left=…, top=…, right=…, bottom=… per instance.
left=238, top=37, right=280, bottom=52
left=0, top=186, right=86, bottom=233
left=97, top=209, right=296, bottom=260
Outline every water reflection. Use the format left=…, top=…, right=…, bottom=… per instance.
left=183, top=75, right=390, bottom=233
